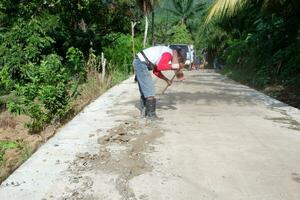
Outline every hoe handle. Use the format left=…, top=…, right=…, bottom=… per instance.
left=162, top=74, right=177, bottom=94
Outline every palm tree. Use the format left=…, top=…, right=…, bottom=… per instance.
left=136, top=0, right=162, bottom=47
left=136, top=0, right=152, bottom=47
left=206, top=0, right=249, bottom=22
left=150, top=0, right=163, bottom=45
left=166, top=0, right=205, bottom=26
left=206, top=0, right=300, bottom=22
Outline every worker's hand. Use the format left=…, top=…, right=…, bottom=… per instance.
left=166, top=79, right=172, bottom=86
left=175, top=70, right=185, bottom=81
left=179, top=62, right=185, bottom=69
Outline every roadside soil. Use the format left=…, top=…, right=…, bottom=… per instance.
left=276, top=86, right=300, bottom=109
left=0, top=111, right=60, bottom=183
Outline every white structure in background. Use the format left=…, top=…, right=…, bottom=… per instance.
left=168, top=44, right=194, bottom=69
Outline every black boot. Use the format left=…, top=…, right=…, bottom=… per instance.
left=145, top=98, right=159, bottom=120
left=140, top=95, right=146, bottom=116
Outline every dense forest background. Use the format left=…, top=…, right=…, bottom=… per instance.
left=196, top=0, right=300, bottom=108
left=0, top=0, right=144, bottom=133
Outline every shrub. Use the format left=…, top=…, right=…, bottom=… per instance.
left=66, top=47, right=86, bottom=78
left=7, top=50, right=84, bottom=133
left=104, top=33, right=143, bottom=75
left=169, top=24, right=193, bottom=44
left=0, top=18, right=55, bottom=96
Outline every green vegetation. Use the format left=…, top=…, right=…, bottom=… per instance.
left=152, top=0, right=207, bottom=44
left=0, top=141, right=22, bottom=166
left=151, top=0, right=299, bottom=107
left=0, top=0, right=143, bottom=132
left=169, top=24, right=193, bottom=44
left=165, top=0, right=205, bottom=29
left=0, top=141, right=18, bottom=164
left=104, top=34, right=143, bottom=76
left=195, top=0, right=300, bottom=107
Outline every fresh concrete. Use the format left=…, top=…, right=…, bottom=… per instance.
left=1, top=70, right=300, bottom=200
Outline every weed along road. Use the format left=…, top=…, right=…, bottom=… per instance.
left=1, top=70, right=300, bottom=200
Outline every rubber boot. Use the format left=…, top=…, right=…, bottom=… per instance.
left=145, top=98, right=159, bottom=120
left=140, top=95, right=146, bottom=116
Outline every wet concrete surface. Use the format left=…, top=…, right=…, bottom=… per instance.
left=1, top=70, right=300, bottom=200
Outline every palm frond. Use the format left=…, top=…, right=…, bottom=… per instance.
left=206, top=0, right=249, bottom=22
left=262, top=0, right=282, bottom=8
left=165, top=8, right=181, bottom=16
left=184, top=0, right=194, bottom=13
left=261, top=0, right=296, bottom=10
left=193, top=2, right=206, bottom=13
left=172, top=0, right=184, bottom=14
left=185, top=11, right=195, bottom=20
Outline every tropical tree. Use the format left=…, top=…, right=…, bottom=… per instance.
left=136, top=0, right=162, bottom=47
left=0, top=0, right=143, bottom=132
left=199, top=0, right=300, bottom=107
left=166, top=0, right=205, bottom=26
left=136, top=0, right=152, bottom=47
left=150, top=0, right=163, bottom=45
left=169, top=24, right=193, bottom=44
left=206, top=0, right=300, bottom=22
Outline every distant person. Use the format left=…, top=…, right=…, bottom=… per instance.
left=199, top=59, right=205, bottom=71
left=133, top=45, right=186, bottom=120
left=201, top=48, right=208, bottom=68
left=194, top=58, right=201, bottom=70
left=213, top=57, right=222, bottom=71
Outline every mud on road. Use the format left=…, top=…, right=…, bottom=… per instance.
left=60, top=119, right=164, bottom=200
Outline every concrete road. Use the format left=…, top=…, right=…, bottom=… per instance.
left=1, top=70, right=300, bottom=200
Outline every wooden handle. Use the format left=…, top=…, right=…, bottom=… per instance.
left=162, top=74, right=176, bottom=94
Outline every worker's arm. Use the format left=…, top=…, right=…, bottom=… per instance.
left=152, top=52, right=173, bottom=84
left=153, top=68, right=172, bottom=85
left=153, top=51, right=186, bottom=84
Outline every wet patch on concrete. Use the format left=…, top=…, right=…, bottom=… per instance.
left=265, top=109, right=300, bottom=131
left=291, top=173, right=300, bottom=183
left=97, top=120, right=163, bottom=199
left=59, top=120, right=163, bottom=200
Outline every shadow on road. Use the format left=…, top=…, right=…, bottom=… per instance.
left=126, top=90, right=259, bottom=113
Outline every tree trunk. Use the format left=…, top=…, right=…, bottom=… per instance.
left=151, top=11, right=155, bottom=45
left=101, top=52, right=106, bottom=83
left=143, top=15, right=149, bottom=48
left=131, top=21, right=137, bottom=58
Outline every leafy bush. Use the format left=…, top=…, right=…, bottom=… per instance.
left=66, top=47, right=86, bottom=78
left=7, top=51, right=84, bottom=133
left=0, top=1, right=144, bottom=133
left=104, top=33, right=143, bottom=74
left=169, top=24, right=193, bottom=44
left=0, top=18, right=55, bottom=90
